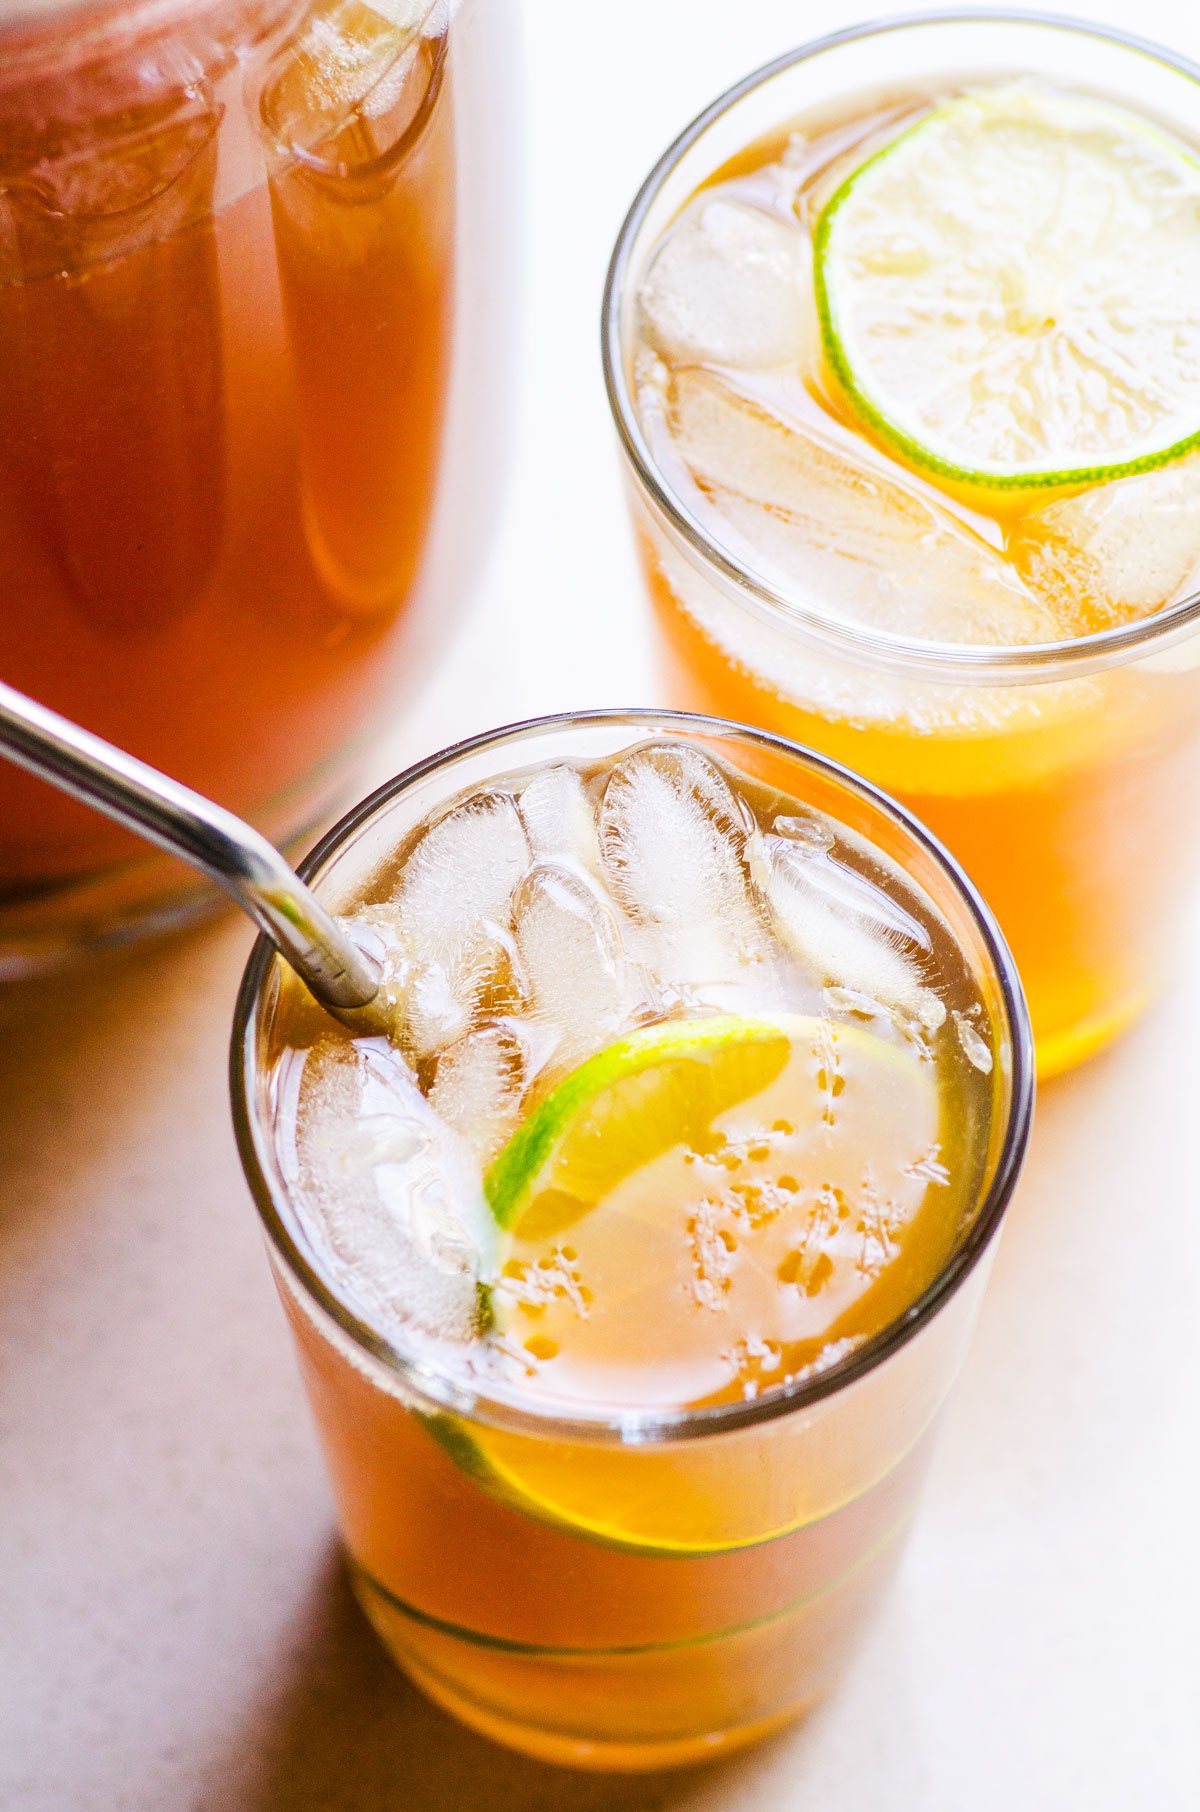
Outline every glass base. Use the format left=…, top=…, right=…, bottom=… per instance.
left=349, top=1551, right=890, bottom=1774
left=401, top=1653, right=811, bottom=1772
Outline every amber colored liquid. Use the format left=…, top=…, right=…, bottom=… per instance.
left=281, top=1281, right=944, bottom=1768
left=0, top=5, right=455, bottom=895
left=649, top=557, right=1200, bottom=1079
left=261, top=737, right=1001, bottom=1768
left=631, top=86, right=1200, bottom=1078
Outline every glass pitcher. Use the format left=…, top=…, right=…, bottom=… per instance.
left=0, top=0, right=518, bottom=968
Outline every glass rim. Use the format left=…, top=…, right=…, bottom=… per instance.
left=601, top=7, right=1200, bottom=684
left=231, top=709, right=1034, bottom=1446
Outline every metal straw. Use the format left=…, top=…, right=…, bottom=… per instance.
left=0, top=679, right=381, bottom=1015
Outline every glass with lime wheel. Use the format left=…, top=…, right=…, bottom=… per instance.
left=604, top=13, right=1200, bottom=1078
left=232, top=711, right=1032, bottom=1770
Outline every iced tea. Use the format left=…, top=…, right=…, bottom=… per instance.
left=607, top=17, right=1200, bottom=1076
left=233, top=714, right=1031, bottom=1769
left=0, top=0, right=513, bottom=962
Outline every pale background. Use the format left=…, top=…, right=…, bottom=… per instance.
left=4, top=1, right=1200, bottom=1807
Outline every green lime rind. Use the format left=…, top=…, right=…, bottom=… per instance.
left=416, top=1407, right=903, bottom=1561
left=352, top=1505, right=913, bottom=1655
left=483, top=1013, right=790, bottom=1231
left=421, top=1409, right=496, bottom=1485
left=417, top=1410, right=718, bottom=1557
left=813, top=95, right=1200, bottom=494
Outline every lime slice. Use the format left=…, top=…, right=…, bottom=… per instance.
left=418, top=1405, right=845, bottom=1557
left=485, top=1014, right=792, bottom=1239
left=423, top=1013, right=949, bottom=1554
left=815, top=83, right=1200, bottom=490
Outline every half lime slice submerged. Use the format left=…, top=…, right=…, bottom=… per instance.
left=419, top=1012, right=945, bottom=1555
left=484, top=1014, right=791, bottom=1239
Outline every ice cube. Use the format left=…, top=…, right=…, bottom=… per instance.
left=396, top=789, right=530, bottom=947
left=289, top=1035, right=492, bottom=1343
left=667, top=368, right=1060, bottom=646
left=750, top=834, right=944, bottom=1029
left=5, top=99, right=225, bottom=632
left=773, top=819, right=935, bottom=954
left=258, top=0, right=429, bottom=165
left=512, top=864, right=647, bottom=1071
left=429, top=1022, right=526, bottom=1165
left=404, top=944, right=520, bottom=1060
left=598, top=744, right=767, bottom=994
left=382, top=789, right=530, bottom=1057
left=17, top=103, right=220, bottom=232
left=349, top=905, right=415, bottom=1027
left=517, top=764, right=603, bottom=880
left=638, top=194, right=813, bottom=370
left=1009, top=455, right=1200, bottom=632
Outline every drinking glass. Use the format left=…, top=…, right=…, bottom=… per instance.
left=232, top=710, right=1033, bottom=1770
left=603, top=14, right=1200, bottom=1078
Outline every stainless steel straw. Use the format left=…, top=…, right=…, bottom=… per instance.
left=0, top=679, right=380, bottom=1015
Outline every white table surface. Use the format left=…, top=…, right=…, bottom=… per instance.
left=4, top=2, right=1200, bottom=1806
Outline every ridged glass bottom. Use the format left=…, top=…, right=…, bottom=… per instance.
left=350, top=1517, right=907, bottom=1772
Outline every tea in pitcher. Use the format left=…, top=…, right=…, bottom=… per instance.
left=0, top=0, right=512, bottom=962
